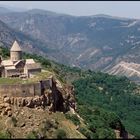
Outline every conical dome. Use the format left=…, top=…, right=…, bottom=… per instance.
left=10, top=40, right=21, bottom=51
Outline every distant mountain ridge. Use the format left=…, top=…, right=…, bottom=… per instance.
left=0, top=5, right=27, bottom=12
left=0, top=17, right=54, bottom=59
left=0, top=7, right=12, bottom=14
left=0, top=8, right=140, bottom=81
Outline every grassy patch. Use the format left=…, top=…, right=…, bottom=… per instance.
left=26, top=131, right=38, bottom=139
left=0, top=130, right=11, bottom=139
left=0, top=78, right=22, bottom=85
left=0, top=71, right=54, bottom=85
left=28, top=71, right=54, bottom=83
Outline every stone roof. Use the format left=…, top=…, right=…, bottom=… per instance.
left=14, top=60, right=25, bottom=66
left=25, top=63, right=41, bottom=70
left=5, top=66, right=16, bottom=70
left=25, top=59, right=35, bottom=64
left=10, top=40, right=22, bottom=51
left=1, top=60, right=13, bottom=66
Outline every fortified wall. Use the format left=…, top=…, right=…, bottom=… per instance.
left=0, top=79, right=52, bottom=98
left=0, top=77, right=76, bottom=114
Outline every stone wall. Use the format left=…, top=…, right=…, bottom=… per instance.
left=0, top=79, right=52, bottom=97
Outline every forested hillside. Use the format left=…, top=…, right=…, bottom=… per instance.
left=73, top=71, right=140, bottom=138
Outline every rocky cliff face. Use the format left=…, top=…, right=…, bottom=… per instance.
left=0, top=77, right=76, bottom=116
left=0, top=77, right=80, bottom=139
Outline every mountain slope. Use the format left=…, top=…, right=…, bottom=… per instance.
left=73, top=71, right=140, bottom=138
left=0, top=17, right=58, bottom=60
left=0, top=46, right=139, bottom=138
left=0, top=9, right=140, bottom=71
left=20, top=47, right=140, bottom=138
left=107, top=61, right=140, bottom=83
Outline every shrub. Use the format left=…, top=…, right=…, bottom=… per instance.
left=11, top=116, right=17, bottom=127
left=55, top=129, right=67, bottom=139
left=26, top=131, right=37, bottom=139
left=44, top=119, right=54, bottom=131
left=78, top=126, right=96, bottom=139
left=41, top=119, right=58, bottom=135
left=0, top=130, right=11, bottom=139
left=96, top=128, right=116, bottom=139
left=65, top=113, right=80, bottom=125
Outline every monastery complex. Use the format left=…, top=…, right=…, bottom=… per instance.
left=0, top=40, right=41, bottom=78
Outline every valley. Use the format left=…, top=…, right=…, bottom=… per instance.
left=0, top=10, right=140, bottom=72
left=0, top=8, right=139, bottom=82
left=0, top=6, right=139, bottom=139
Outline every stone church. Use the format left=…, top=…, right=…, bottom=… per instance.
left=0, top=40, right=41, bottom=78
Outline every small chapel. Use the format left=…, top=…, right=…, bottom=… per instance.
left=0, top=40, right=41, bottom=78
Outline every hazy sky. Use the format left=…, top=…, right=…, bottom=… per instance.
left=0, top=1, right=140, bottom=19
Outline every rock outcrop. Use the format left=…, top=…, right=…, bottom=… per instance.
left=107, top=61, right=140, bottom=83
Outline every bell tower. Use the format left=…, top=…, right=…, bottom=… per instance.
left=10, top=40, right=22, bottom=62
